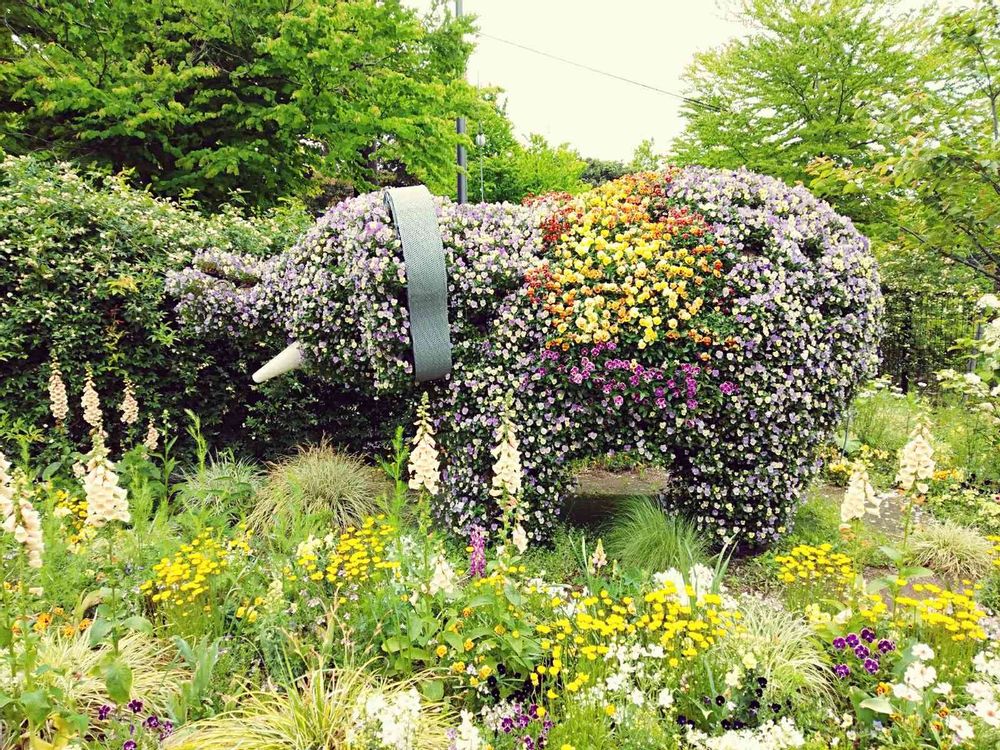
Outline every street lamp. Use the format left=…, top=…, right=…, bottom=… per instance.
left=475, top=129, right=486, bottom=203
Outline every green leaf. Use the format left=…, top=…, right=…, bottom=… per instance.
left=88, top=617, right=114, bottom=647
left=19, top=689, right=51, bottom=725
left=101, top=656, right=133, bottom=705
left=421, top=680, right=444, bottom=701
left=859, top=697, right=894, bottom=715
left=122, top=615, right=153, bottom=634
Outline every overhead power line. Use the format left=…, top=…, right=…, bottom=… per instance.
left=475, top=32, right=725, bottom=113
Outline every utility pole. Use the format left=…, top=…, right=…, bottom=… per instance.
left=455, top=0, right=468, bottom=204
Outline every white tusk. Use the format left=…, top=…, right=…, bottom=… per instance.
left=252, top=342, right=304, bottom=383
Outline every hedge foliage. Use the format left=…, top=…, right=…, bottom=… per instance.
left=0, top=155, right=324, bottom=457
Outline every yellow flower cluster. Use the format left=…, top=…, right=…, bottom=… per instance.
left=895, top=582, right=987, bottom=642
left=988, top=535, right=1000, bottom=569
left=52, top=489, right=89, bottom=546
left=141, top=529, right=250, bottom=618
left=535, top=172, right=725, bottom=351
left=286, top=515, right=399, bottom=588
left=533, top=583, right=738, bottom=701
left=775, top=544, right=856, bottom=591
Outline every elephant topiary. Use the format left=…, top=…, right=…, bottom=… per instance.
left=168, top=167, right=882, bottom=546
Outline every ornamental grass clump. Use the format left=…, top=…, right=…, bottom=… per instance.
left=906, top=520, right=994, bottom=582
left=717, top=597, right=832, bottom=707
left=172, top=167, right=882, bottom=544
left=249, top=442, right=385, bottom=535
left=163, top=666, right=454, bottom=750
left=176, top=454, right=263, bottom=520
left=604, top=497, right=708, bottom=573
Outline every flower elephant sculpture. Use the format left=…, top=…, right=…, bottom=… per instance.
left=168, top=167, right=882, bottom=546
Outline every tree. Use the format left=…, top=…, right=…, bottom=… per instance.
left=628, top=138, right=665, bottom=172
left=581, top=157, right=628, bottom=186
left=809, top=1, right=1000, bottom=288
left=0, top=0, right=481, bottom=207
left=467, top=96, right=588, bottom=203
left=671, top=0, right=917, bottom=216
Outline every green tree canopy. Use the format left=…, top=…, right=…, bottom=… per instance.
left=809, top=0, right=1000, bottom=289
left=671, top=0, right=917, bottom=217
left=0, top=0, right=480, bottom=207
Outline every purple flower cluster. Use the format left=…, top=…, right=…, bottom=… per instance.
left=484, top=701, right=553, bottom=749
left=832, top=629, right=894, bottom=677
left=468, top=525, right=487, bottom=577
left=170, top=167, right=882, bottom=542
left=95, top=702, right=173, bottom=749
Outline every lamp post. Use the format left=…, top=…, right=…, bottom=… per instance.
left=456, top=0, right=468, bottom=204
left=475, top=128, right=486, bottom=202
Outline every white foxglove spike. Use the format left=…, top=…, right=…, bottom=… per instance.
left=252, top=342, right=304, bottom=383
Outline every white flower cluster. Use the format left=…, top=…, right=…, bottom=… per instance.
left=885, top=644, right=977, bottom=743
left=841, top=460, right=881, bottom=525
left=408, top=392, right=440, bottom=496
left=83, top=445, right=130, bottom=527
left=120, top=378, right=139, bottom=426
left=0, top=453, right=44, bottom=568
left=81, top=370, right=103, bottom=431
left=489, top=401, right=522, bottom=506
left=448, top=710, right=483, bottom=750
left=685, top=717, right=805, bottom=750
left=143, top=419, right=160, bottom=452
left=48, top=358, right=69, bottom=423
left=896, top=421, right=935, bottom=494
left=966, top=652, right=1000, bottom=729
left=427, top=552, right=458, bottom=598
left=652, top=563, right=729, bottom=608
left=348, top=688, right=423, bottom=750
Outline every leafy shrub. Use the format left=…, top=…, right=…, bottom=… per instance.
left=176, top=455, right=263, bottom=521
left=248, top=444, right=386, bottom=535
left=906, top=520, right=994, bottom=581
left=604, top=497, right=708, bottom=573
left=0, top=155, right=309, bottom=460
left=173, top=168, right=882, bottom=544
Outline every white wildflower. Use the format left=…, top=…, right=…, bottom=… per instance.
left=120, top=378, right=139, bottom=426
left=511, top=523, right=528, bottom=555
left=83, top=445, right=130, bottom=527
left=0, top=456, right=44, bottom=568
left=945, top=715, right=974, bottom=744
left=973, top=698, right=1000, bottom=728
left=408, top=392, right=440, bottom=495
left=428, top=553, right=458, bottom=598
left=841, top=460, right=880, bottom=524
left=490, top=399, right=522, bottom=506
left=451, top=709, right=483, bottom=750
left=143, top=419, right=160, bottom=452
left=589, top=538, right=607, bottom=574
left=81, top=369, right=103, bottom=430
left=657, top=688, right=674, bottom=708
left=48, top=359, right=69, bottom=422
left=912, top=643, right=935, bottom=661
left=892, top=683, right=921, bottom=702
left=904, top=661, right=936, bottom=691
left=896, top=421, right=935, bottom=494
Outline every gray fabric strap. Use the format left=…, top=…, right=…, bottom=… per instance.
left=385, top=185, right=453, bottom=382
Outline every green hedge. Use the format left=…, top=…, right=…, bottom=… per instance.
left=0, top=155, right=320, bottom=459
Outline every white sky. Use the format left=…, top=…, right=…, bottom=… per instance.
left=405, top=0, right=948, bottom=162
